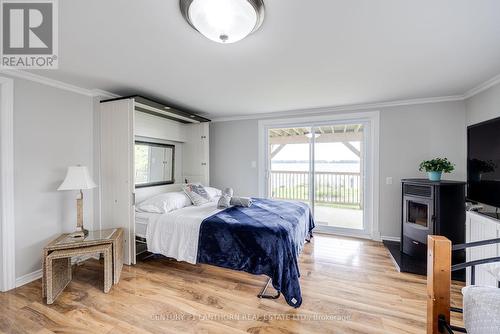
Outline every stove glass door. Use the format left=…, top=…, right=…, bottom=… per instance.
left=407, top=200, right=429, bottom=228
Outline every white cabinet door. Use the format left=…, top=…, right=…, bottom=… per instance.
left=466, top=212, right=499, bottom=287
left=201, top=122, right=209, bottom=185
left=100, top=99, right=135, bottom=265
left=183, top=122, right=209, bottom=185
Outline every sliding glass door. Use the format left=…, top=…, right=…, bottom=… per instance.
left=268, top=127, right=312, bottom=206
left=312, top=124, right=364, bottom=233
left=267, top=122, right=367, bottom=236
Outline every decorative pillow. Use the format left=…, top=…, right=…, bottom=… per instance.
left=222, top=187, right=234, bottom=197
left=136, top=191, right=191, bottom=214
left=217, top=194, right=231, bottom=208
left=462, top=285, right=500, bottom=334
left=205, top=186, right=222, bottom=200
left=230, top=196, right=253, bottom=207
left=183, top=184, right=211, bottom=206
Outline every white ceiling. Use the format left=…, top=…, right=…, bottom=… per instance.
left=32, top=0, right=500, bottom=118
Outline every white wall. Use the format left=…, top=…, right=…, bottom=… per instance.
left=9, top=76, right=94, bottom=279
left=0, top=86, right=3, bottom=288
left=210, top=120, right=259, bottom=196
left=210, top=101, right=467, bottom=239
left=379, top=102, right=466, bottom=238
left=465, top=83, right=500, bottom=126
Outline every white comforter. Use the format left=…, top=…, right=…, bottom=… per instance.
left=145, top=202, right=223, bottom=264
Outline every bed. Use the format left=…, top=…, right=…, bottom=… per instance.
left=136, top=197, right=314, bottom=308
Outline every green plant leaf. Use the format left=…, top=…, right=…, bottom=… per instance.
left=418, top=158, right=455, bottom=173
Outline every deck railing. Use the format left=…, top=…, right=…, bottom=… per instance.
left=269, top=170, right=362, bottom=208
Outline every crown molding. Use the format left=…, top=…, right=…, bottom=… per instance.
left=90, top=89, right=120, bottom=99
left=0, top=69, right=94, bottom=95
left=212, top=71, right=500, bottom=122
left=0, top=70, right=118, bottom=98
left=211, top=95, right=464, bottom=122
left=463, top=73, right=500, bottom=99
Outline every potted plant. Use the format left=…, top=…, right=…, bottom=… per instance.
left=419, top=158, right=455, bottom=181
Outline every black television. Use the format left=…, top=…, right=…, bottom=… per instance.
left=467, top=116, right=500, bottom=209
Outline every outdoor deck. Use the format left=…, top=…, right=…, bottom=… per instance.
left=315, top=205, right=363, bottom=230
left=270, top=170, right=363, bottom=230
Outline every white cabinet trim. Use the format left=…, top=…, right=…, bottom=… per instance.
left=0, top=76, right=15, bottom=292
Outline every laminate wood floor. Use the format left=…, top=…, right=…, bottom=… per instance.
left=0, top=234, right=464, bottom=334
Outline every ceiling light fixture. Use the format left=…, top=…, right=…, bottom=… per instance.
left=180, top=0, right=265, bottom=44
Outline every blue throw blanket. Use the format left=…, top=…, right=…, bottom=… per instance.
left=197, top=198, right=315, bottom=307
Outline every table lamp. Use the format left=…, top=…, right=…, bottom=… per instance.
left=58, top=165, right=97, bottom=238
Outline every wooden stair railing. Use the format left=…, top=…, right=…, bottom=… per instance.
left=427, top=235, right=451, bottom=334
left=427, top=234, right=500, bottom=334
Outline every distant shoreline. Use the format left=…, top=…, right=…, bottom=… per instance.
left=273, top=160, right=358, bottom=164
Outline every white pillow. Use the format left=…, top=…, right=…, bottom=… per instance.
left=136, top=191, right=191, bottom=214
left=205, top=186, right=222, bottom=200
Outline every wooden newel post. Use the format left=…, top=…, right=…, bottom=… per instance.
left=427, top=235, right=451, bottom=334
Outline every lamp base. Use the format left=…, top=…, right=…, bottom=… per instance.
left=72, top=193, right=89, bottom=238
left=68, top=231, right=84, bottom=238
left=69, top=227, right=88, bottom=238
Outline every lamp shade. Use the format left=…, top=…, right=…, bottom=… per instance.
left=57, top=166, right=97, bottom=191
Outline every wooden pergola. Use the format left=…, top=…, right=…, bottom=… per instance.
left=269, top=124, right=363, bottom=159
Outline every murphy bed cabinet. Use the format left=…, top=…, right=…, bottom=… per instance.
left=99, top=96, right=210, bottom=265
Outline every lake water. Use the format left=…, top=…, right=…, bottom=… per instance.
left=271, top=162, right=360, bottom=173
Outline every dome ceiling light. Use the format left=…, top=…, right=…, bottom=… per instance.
left=180, top=0, right=265, bottom=44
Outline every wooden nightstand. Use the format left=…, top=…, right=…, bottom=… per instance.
left=42, top=228, right=124, bottom=304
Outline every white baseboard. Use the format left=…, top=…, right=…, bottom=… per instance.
left=371, top=230, right=381, bottom=241
left=15, top=269, right=42, bottom=288
left=381, top=236, right=401, bottom=242
left=314, top=229, right=373, bottom=240
left=14, top=254, right=101, bottom=288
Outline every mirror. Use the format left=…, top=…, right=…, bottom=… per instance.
left=135, top=141, right=175, bottom=187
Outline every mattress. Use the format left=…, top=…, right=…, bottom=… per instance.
left=135, top=212, right=160, bottom=239
left=145, top=202, right=224, bottom=264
